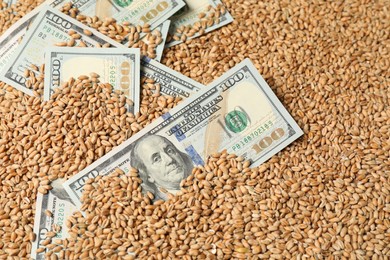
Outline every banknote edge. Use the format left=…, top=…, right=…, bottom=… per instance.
left=30, top=192, right=44, bottom=259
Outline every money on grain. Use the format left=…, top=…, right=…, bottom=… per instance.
left=0, top=0, right=389, bottom=259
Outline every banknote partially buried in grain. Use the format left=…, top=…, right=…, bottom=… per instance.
left=0, top=0, right=83, bottom=73
left=53, top=0, right=185, bottom=30
left=44, top=47, right=140, bottom=113
left=141, top=56, right=204, bottom=98
left=166, top=0, right=234, bottom=47
left=63, top=58, right=303, bottom=208
left=31, top=180, right=77, bottom=260
left=0, top=0, right=55, bottom=72
left=0, top=5, right=123, bottom=96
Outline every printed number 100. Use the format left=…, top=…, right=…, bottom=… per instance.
left=140, top=1, right=169, bottom=24
left=252, top=128, right=285, bottom=154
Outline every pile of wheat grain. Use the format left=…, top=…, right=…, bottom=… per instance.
left=0, top=0, right=389, bottom=259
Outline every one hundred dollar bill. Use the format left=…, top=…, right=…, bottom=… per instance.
left=31, top=180, right=77, bottom=260
left=166, top=0, right=234, bottom=47
left=0, top=5, right=124, bottom=96
left=0, top=0, right=57, bottom=72
left=44, top=47, right=140, bottom=113
left=141, top=56, right=204, bottom=98
left=53, top=0, right=185, bottom=30
left=63, top=58, right=303, bottom=208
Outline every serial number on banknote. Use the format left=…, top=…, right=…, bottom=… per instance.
left=40, top=25, right=70, bottom=41
left=231, top=121, right=285, bottom=154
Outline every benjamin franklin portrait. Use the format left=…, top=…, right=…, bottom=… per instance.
left=129, top=134, right=193, bottom=200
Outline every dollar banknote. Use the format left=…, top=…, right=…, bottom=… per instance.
left=141, top=56, right=204, bottom=98
left=63, top=58, right=303, bottom=208
left=0, top=5, right=124, bottom=96
left=53, top=0, right=185, bottom=30
left=44, top=47, right=140, bottom=113
left=0, top=0, right=57, bottom=72
left=31, top=179, right=77, bottom=260
left=166, top=0, right=234, bottom=47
